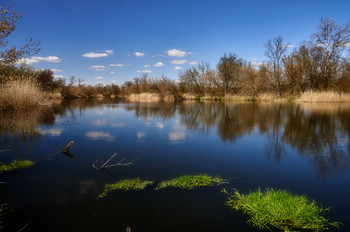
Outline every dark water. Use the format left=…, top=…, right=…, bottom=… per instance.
left=0, top=99, right=349, bottom=232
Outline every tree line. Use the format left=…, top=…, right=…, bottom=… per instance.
left=1, top=3, right=349, bottom=100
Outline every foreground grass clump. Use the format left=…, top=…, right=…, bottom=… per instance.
left=223, top=188, right=340, bottom=232
left=98, top=178, right=153, bottom=198
left=0, top=80, right=51, bottom=110
left=156, top=174, right=225, bottom=190
left=0, top=160, right=35, bottom=174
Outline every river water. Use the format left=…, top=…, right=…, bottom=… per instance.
left=0, top=99, right=349, bottom=231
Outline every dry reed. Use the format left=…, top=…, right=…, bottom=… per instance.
left=296, top=91, right=350, bottom=103
left=0, top=80, right=51, bottom=110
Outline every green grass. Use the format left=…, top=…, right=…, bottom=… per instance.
left=156, top=174, right=225, bottom=190
left=0, top=160, right=35, bottom=174
left=97, top=178, right=153, bottom=199
left=223, top=188, right=341, bottom=232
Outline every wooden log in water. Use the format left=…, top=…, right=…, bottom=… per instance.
left=62, top=141, right=74, bottom=153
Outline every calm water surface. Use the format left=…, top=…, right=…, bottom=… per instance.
left=0, top=99, right=349, bottom=231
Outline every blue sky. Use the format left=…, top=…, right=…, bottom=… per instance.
left=5, top=0, right=350, bottom=85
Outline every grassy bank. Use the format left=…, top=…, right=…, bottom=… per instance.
left=224, top=188, right=340, bottom=232
left=0, top=80, right=51, bottom=110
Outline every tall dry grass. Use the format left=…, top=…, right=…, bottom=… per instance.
left=296, top=91, right=350, bottom=103
left=0, top=80, right=51, bottom=110
left=127, top=93, right=162, bottom=102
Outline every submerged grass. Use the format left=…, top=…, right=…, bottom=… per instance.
left=156, top=174, right=225, bottom=190
left=223, top=188, right=341, bottom=232
left=0, top=160, right=35, bottom=174
left=97, top=178, right=153, bottom=199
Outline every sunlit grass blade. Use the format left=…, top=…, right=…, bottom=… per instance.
left=223, top=188, right=341, bottom=232
left=97, top=178, right=153, bottom=199
left=0, top=160, right=35, bottom=174
left=156, top=174, right=225, bottom=190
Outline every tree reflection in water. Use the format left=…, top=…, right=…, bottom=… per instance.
left=1, top=100, right=349, bottom=178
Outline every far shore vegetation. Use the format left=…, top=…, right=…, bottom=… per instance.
left=97, top=178, right=153, bottom=198
left=1, top=4, right=350, bottom=111
left=156, top=174, right=225, bottom=190
left=0, top=160, right=35, bottom=174
left=223, top=188, right=341, bottom=232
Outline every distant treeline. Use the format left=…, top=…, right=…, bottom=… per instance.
left=1, top=16, right=349, bottom=101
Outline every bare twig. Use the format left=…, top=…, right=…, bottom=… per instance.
left=62, top=141, right=74, bottom=153
left=101, top=153, right=118, bottom=168
left=94, top=153, right=137, bottom=171
left=17, top=221, right=32, bottom=232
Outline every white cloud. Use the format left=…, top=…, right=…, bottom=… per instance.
left=53, top=75, right=65, bottom=78
left=17, top=56, right=61, bottom=64
left=50, top=69, right=63, bottom=73
left=110, top=64, right=124, bottom=67
left=345, top=42, right=350, bottom=47
left=156, top=122, right=164, bottom=129
left=144, top=65, right=150, bottom=67
left=252, top=62, right=263, bottom=67
left=17, top=58, right=39, bottom=65
left=82, top=52, right=108, bottom=58
left=105, top=49, right=114, bottom=54
left=251, top=58, right=258, bottom=61
left=135, top=52, right=145, bottom=57
left=109, top=71, right=115, bottom=74
left=154, top=62, right=164, bottom=67
left=171, top=59, right=187, bottom=65
left=95, top=76, right=104, bottom=80
left=174, top=66, right=182, bottom=70
left=91, top=65, right=108, bottom=71
left=167, top=49, right=186, bottom=57
left=91, top=119, right=107, bottom=126
left=32, top=56, right=62, bottom=63
left=189, top=61, right=198, bottom=65
left=137, top=70, right=152, bottom=73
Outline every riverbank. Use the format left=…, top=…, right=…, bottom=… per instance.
left=124, top=91, right=350, bottom=103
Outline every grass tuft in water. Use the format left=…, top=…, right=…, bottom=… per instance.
left=97, top=178, right=153, bottom=199
left=0, top=160, right=35, bottom=174
left=156, top=174, right=225, bottom=190
left=223, top=188, right=341, bottom=232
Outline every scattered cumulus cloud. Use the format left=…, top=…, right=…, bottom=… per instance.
left=50, top=69, right=63, bottom=73
left=167, top=49, right=193, bottom=57
left=135, top=52, right=145, bottom=57
left=82, top=52, right=108, bottom=58
left=251, top=58, right=258, bottom=61
left=53, top=75, right=65, bottom=78
left=95, top=76, right=104, bottom=80
left=189, top=61, right=198, bottom=65
left=110, top=64, right=124, bottom=67
left=17, top=56, right=61, bottom=64
left=154, top=62, right=164, bottom=67
left=105, top=49, right=114, bottom=54
left=167, top=49, right=186, bottom=57
left=91, top=65, right=108, bottom=71
left=32, top=56, right=62, bottom=63
left=345, top=42, right=350, bottom=47
left=144, top=65, right=150, bottom=67
left=109, top=71, right=115, bottom=74
left=171, top=60, right=186, bottom=65
left=174, top=66, right=182, bottom=70
left=169, top=132, right=186, bottom=142
left=137, top=70, right=152, bottom=73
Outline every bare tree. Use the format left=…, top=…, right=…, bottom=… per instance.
left=264, top=36, right=288, bottom=96
left=217, top=53, right=244, bottom=96
left=308, top=17, right=350, bottom=90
